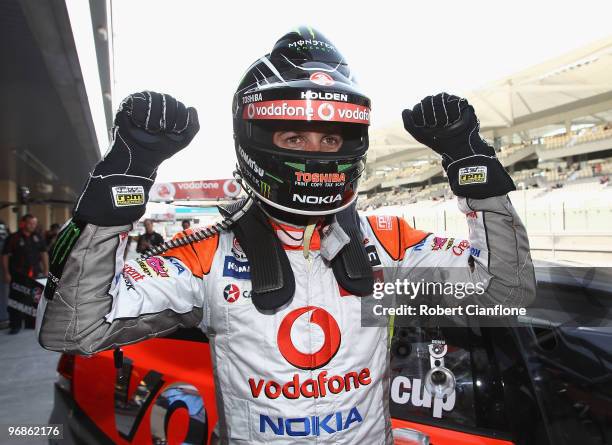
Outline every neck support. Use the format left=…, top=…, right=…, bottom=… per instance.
left=218, top=199, right=374, bottom=311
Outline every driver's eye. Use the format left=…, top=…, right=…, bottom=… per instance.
left=323, top=136, right=340, bottom=145
left=286, top=136, right=304, bottom=145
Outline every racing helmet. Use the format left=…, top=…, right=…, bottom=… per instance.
left=233, top=27, right=371, bottom=216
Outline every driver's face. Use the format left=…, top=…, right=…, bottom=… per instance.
left=272, top=129, right=343, bottom=152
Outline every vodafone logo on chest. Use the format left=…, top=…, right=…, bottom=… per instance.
left=248, top=306, right=372, bottom=401
left=278, top=306, right=340, bottom=369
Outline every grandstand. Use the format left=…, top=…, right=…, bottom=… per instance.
left=358, top=36, right=612, bottom=264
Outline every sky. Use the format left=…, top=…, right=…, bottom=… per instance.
left=111, top=0, right=612, bottom=182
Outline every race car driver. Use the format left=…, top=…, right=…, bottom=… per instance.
left=37, top=27, right=535, bottom=444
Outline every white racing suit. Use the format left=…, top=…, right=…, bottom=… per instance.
left=37, top=195, right=535, bottom=444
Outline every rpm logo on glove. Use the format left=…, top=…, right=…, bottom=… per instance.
left=111, top=185, right=145, bottom=207
left=458, top=166, right=487, bottom=185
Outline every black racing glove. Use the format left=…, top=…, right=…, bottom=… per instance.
left=402, top=92, right=515, bottom=199
left=74, top=91, right=199, bottom=226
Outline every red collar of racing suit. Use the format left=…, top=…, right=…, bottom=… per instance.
left=268, top=218, right=324, bottom=251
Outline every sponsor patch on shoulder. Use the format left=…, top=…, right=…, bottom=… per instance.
left=458, top=166, right=487, bottom=185
left=375, top=215, right=394, bottom=231
left=167, top=257, right=186, bottom=274
left=112, top=185, right=145, bottom=207
left=223, top=256, right=251, bottom=280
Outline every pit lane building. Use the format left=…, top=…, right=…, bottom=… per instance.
left=0, top=0, right=113, bottom=232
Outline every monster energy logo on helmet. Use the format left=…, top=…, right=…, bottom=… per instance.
left=288, top=26, right=336, bottom=52
left=288, top=39, right=336, bottom=52
left=260, top=181, right=271, bottom=198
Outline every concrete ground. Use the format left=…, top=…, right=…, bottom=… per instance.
left=0, top=327, right=60, bottom=445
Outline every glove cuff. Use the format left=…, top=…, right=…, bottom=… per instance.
left=446, top=155, right=516, bottom=199
left=73, top=174, right=154, bottom=226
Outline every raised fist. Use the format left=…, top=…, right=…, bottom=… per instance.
left=402, top=93, right=494, bottom=170
left=73, top=92, right=199, bottom=226
left=404, top=92, right=468, bottom=129
left=402, top=93, right=514, bottom=199
left=105, top=91, right=200, bottom=179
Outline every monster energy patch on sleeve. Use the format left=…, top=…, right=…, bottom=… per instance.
left=44, top=221, right=85, bottom=300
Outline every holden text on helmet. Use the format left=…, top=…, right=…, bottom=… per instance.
left=301, top=91, right=348, bottom=102
left=292, top=194, right=343, bottom=204
left=239, top=147, right=264, bottom=177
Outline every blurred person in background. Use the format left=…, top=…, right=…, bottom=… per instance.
left=0, top=220, right=9, bottom=329
left=2, top=214, right=48, bottom=334
left=181, top=219, right=191, bottom=231
left=136, top=218, right=164, bottom=253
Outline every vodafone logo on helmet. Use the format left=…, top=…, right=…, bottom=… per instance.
left=242, top=99, right=369, bottom=124
left=310, top=72, right=335, bottom=86
left=247, top=103, right=256, bottom=119
left=317, top=103, right=335, bottom=121
left=277, top=306, right=341, bottom=369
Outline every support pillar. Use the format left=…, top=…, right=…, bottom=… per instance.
left=51, top=205, right=71, bottom=226
left=0, top=180, right=17, bottom=232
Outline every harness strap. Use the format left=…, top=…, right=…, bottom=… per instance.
left=330, top=202, right=375, bottom=296
left=219, top=200, right=295, bottom=311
